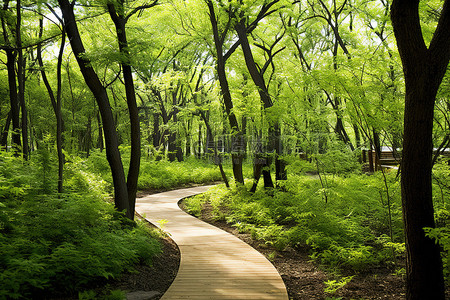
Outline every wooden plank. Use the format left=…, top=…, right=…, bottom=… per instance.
left=136, top=186, right=289, bottom=300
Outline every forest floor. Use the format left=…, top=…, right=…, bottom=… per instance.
left=107, top=191, right=409, bottom=300
left=109, top=228, right=180, bottom=300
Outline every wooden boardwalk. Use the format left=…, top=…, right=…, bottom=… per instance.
left=136, top=186, right=289, bottom=300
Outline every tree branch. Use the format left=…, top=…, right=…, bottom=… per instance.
left=125, top=1, right=159, bottom=22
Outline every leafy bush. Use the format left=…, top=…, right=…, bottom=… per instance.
left=424, top=227, right=450, bottom=283
left=186, top=171, right=405, bottom=273
left=138, top=156, right=224, bottom=190
left=313, top=141, right=361, bottom=175
left=424, top=160, right=450, bottom=283
left=0, top=151, right=161, bottom=299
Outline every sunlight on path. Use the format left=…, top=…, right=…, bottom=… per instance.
left=136, top=186, right=289, bottom=300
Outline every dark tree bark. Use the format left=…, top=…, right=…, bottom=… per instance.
left=207, top=0, right=244, bottom=184
left=5, top=50, right=21, bottom=152
left=235, top=19, right=285, bottom=187
left=167, top=85, right=181, bottom=162
left=58, top=0, right=131, bottom=218
left=1, top=0, right=20, bottom=152
left=199, top=110, right=230, bottom=188
left=353, top=124, right=361, bottom=149
left=97, top=111, right=104, bottom=151
left=1, top=111, right=12, bottom=148
left=391, top=1, right=450, bottom=299
left=152, top=112, right=162, bottom=160
left=16, top=0, right=28, bottom=160
left=107, top=0, right=150, bottom=219
left=37, top=16, right=66, bottom=194
left=371, top=128, right=381, bottom=171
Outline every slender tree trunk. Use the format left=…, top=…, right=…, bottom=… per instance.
left=372, top=128, right=381, bottom=171
left=6, top=50, right=21, bottom=152
left=97, top=111, right=104, bottom=151
left=55, top=36, right=64, bottom=192
left=333, top=98, right=354, bottom=151
left=353, top=124, right=361, bottom=148
left=200, top=111, right=229, bottom=188
left=197, top=123, right=202, bottom=159
left=16, top=0, right=28, bottom=160
left=37, top=17, right=66, bottom=194
left=185, top=120, right=192, bottom=157
left=274, top=123, right=287, bottom=182
left=391, top=1, right=450, bottom=298
left=59, top=0, right=130, bottom=218
left=152, top=112, right=162, bottom=160
left=167, top=88, right=179, bottom=162
left=108, top=2, right=141, bottom=218
left=235, top=20, right=281, bottom=187
left=207, top=1, right=244, bottom=184
left=85, top=116, right=92, bottom=157
left=1, top=111, right=12, bottom=148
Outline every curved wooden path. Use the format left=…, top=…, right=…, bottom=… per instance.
left=136, top=186, right=289, bottom=300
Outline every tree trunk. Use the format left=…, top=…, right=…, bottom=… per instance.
left=152, top=112, right=162, bottom=160
left=1, top=111, right=11, bottom=148
left=97, top=111, right=104, bottom=151
left=235, top=20, right=280, bottom=188
left=200, top=111, right=229, bottom=188
left=59, top=0, right=131, bottom=218
left=353, top=123, right=361, bottom=148
left=207, top=1, right=244, bottom=184
left=391, top=1, right=450, bottom=298
left=37, top=18, right=66, bottom=194
left=108, top=2, right=141, bottom=218
left=373, top=128, right=381, bottom=171
left=85, top=116, right=92, bottom=157
left=185, top=120, right=192, bottom=157
left=16, top=0, right=28, bottom=160
left=6, top=50, right=21, bottom=152
left=274, top=123, right=287, bottom=182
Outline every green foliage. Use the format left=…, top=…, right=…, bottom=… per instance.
left=0, top=152, right=161, bottom=299
left=425, top=226, right=450, bottom=283
left=324, top=275, right=354, bottom=294
left=79, top=289, right=126, bottom=300
left=313, top=141, right=361, bottom=175
left=138, top=156, right=224, bottom=190
left=424, top=160, right=450, bottom=283
left=186, top=172, right=405, bottom=273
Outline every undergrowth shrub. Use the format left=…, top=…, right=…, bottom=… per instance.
left=313, top=141, right=361, bottom=175
left=0, top=151, right=161, bottom=299
left=84, top=148, right=248, bottom=191
left=186, top=171, right=405, bottom=273
left=138, top=156, right=224, bottom=190
left=425, top=159, right=450, bottom=283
